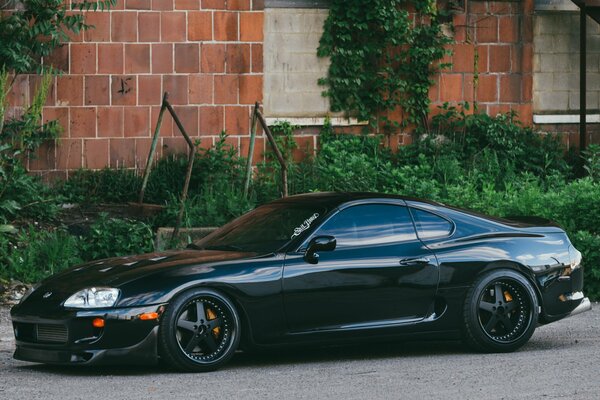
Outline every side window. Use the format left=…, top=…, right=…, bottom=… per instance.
left=411, top=208, right=453, bottom=239
left=316, top=204, right=417, bottom=247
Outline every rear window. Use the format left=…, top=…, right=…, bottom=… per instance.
left=411, top=208, right=453, bottom=239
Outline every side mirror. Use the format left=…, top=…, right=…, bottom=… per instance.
left=304, top=236, right=336, bottom=264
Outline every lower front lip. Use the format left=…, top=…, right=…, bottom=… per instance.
left=568, top=297, right=591, bottom=317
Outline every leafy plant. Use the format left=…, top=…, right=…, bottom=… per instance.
left=318, top=0, right=451, bottom=129
left=582, top=144, right=600, bottom=180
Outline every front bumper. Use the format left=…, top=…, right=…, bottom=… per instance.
left=11, top=304, right=166, bottom=366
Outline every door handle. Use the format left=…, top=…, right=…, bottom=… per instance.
left=399, top=257, right=430, bottom=266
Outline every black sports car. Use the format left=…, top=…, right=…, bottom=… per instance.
left=11, top=192, right=591, bottom=372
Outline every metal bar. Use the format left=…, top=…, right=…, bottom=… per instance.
left=243, top=102, right=259, bottom=198
left=255, top=106, right=288, bottom=198
left=165, top=101, right=196, bottom=243
left=138, top=92, right=168, bottom=204
left=581, top=5, right=587, bottom=152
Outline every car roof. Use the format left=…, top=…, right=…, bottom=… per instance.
left=269, top=192, right=443, bottom=209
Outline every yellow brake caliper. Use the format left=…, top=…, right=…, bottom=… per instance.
left=206, top=308, right=221, bottom=337
left=504, top=291, right=513, bottom=302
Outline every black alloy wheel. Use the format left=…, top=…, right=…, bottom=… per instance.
left=462, top=269, right=539, bottom=352
left=159, top=289, right=241, bottom=372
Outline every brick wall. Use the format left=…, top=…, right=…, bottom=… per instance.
left=6, top=0, right=537, bottom=177
left=9, top=0, right=265, bottom=180
left=430, top=0, right=534, bottom=124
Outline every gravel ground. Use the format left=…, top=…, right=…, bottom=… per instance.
left=0, top=304, right=599, bottom=400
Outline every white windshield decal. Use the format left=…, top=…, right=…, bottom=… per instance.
left=291, top=213, right=320, bottom=239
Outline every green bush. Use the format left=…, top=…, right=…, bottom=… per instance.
left=571, top=231, right=600, bottom=300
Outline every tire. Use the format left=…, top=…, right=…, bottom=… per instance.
left=158, top=288, right=241, bottom=372
left=462, top=269, right=539, bottom=353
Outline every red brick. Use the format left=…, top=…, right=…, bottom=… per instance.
left=124, top=106, right=151, bottom=137
left=428, top=75, right=439, bottom=102
left=225, top=106, right=249, bottom=134
left=226, top=44, right=250, bottom=73
left=56, top=76, right=83, bottom=106
left=138, top=75, right=162, bottom=105
left=70, top=44, right=96, bottom=74
left=476, top=74, right=498, bottom=102
left=240, top=12, right=263, bottom=41
left=453, top=13, right=467, bottom=43
left=227, top=0, right=250, bottom=10
left=189, top=74, right=213, bottom=104
left=499, top=16, right=519, bottom=43
left=83, top=139, right=109, bottom=169
left=439, top=74, right=463, bottom=102
left=202, top=0, right=226, bottom=9
left=224, top=136, right=239, bottom=155
left=70, top=107, right=97, bottom=138
left=172, top=106, right=199, bottom=137
left=452, top=43, right=474, bottom=73
left=175, top=0, right=199, bottom=9
left=152, top=43, right=173, bottom=73
left=29, top=75, right=55, bottom=107
left=151, top=105, right=174, bottom=137
left=175, top=43, right=200, bottom=73
left=110, top=138, right=136, bottom=168
left=188, top=11, right=213, bottom=41
left=470, top=1, right=487, bottom=14
left=476, top=16, right=497, bottom=43
left=239, top=75, right=262, bottom=104
left=215, top=75, right=239, bottom=104
left=7, top=75, right=28, bottom=107
left=111, top=76, right=137, bottom=106
left=43, top=107, right=69, bottom=137
left=97, top=106, right=124, bottom=137
left=201, top=43, right=226, bottom=73
left=136, top=138, right=161, bottom=168
left=98, top=44, right=124, bottom=74
left=240, top=136, right=264, bottom=163
left=487, top=104, right=511, bottom=116
left=112, top=12, right=138, bottom=42
left=29, top=141, right=56, bottom=171
left=162, top=137, right=189, bottom=156
left=522, top=73, right=533, bottom=102
left=125, top=44, right=151, bottom=73
left=489, top=45, right=511, bottom=73
left=512, top=104, right=533, bottom=126
left=475, top=45, right=489, bottom=73
left=161, top=12, right=187, bottom=42
left=56, top=139, right=83, bottom=170
left=139, top=12, right=161, bottom=42
left=152, top=0, right=173, bottom=10
left=522, top=15, right=533, bottom=43
left=251, top=44, right=263, bottom=73
left=489, top=1, right=512, bottom=14
left=521, top=43, right=533, bottom=74
left=65, top=12, right=84, bottom=42
left=252, top=0, right=264, bottom=10
left=84, top=12, right=110, bottom=42
left=162, top=75, right=188, bottom=104
left=214, top=12, right=238, bottom=41
left=500, top=75, right=521, bottom=103
left=199, top=106, right=224, bottom=135
left=292, top=136, right=313, bottom=162
left=127, top=0, right=151, bottom=9
left=463, top=73, right=475, bottom=103
left=84, top=75, right=110, bottom=105
left=44, top=45, right=69, bottom=71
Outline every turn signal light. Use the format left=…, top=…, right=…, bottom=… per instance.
left=139, top=312, right=159, bottom=320
left=92, top=318, right=105, bottom=328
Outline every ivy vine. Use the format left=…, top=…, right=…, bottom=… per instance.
left=317, top=0, right=452, bottom=131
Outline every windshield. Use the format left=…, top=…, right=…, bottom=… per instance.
left=193, top=203, right=329, bottom=253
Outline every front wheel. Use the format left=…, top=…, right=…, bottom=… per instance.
left=158, top=288, right=241, bottom=372
left=462, top=269, right=539, bottom=353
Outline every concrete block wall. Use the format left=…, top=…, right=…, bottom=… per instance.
left=6, top=0, right=265, bottom=180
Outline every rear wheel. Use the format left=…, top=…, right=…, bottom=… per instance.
left=462, top=269, right=539, bottom=352
left=158, top=288, right=241, bottom=372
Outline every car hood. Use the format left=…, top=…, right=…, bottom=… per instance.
left=20, top=250, right=259, bottom=309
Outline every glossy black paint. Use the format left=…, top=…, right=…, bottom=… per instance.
left=11, top=192, right=587, bottom=365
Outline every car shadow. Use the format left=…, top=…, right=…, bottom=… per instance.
left=14, top=339, right=468, bottom=376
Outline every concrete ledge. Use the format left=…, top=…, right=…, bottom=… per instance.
left=265, top=117, right=368, bottom=127
left=534, top=114, right=600, bottom=124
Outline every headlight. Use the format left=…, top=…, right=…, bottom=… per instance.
left=19, top=283, right=41, bottom=304
left=64, top=288, right=120, bottom=309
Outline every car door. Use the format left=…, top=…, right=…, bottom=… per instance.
left=282, top=202, right=439, bottom=333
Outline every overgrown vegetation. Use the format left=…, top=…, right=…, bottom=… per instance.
left=318, top=0, right=451, bottom=129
